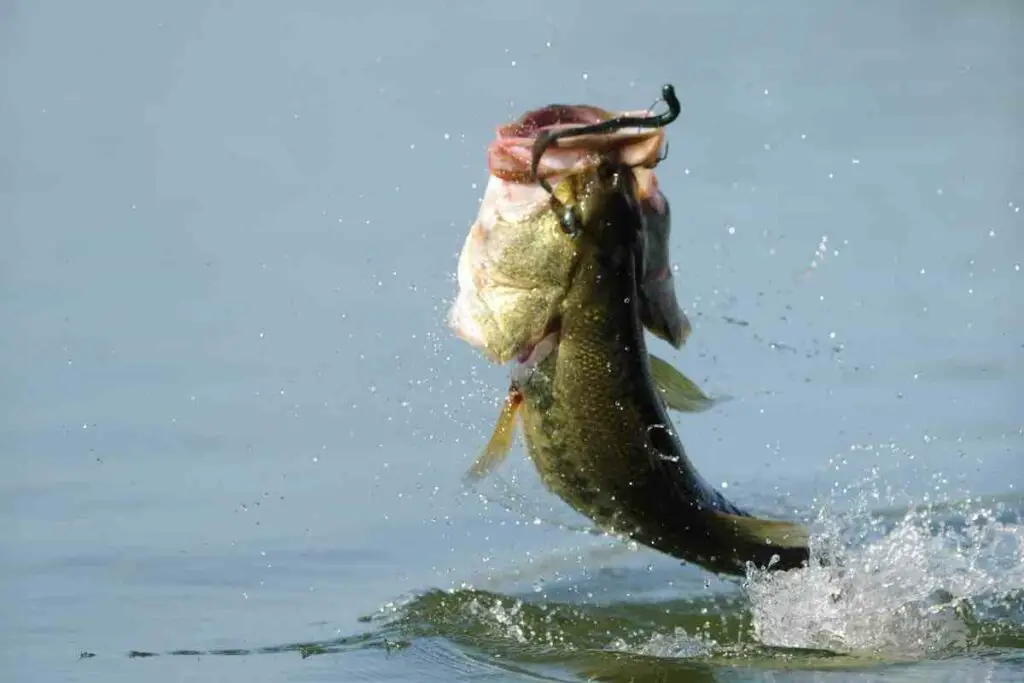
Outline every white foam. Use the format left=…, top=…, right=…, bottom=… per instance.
left=743, top=500, right=1023, bottom=658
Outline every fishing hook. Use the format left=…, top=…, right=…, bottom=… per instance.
left=530, top=84, right=682, bottom=236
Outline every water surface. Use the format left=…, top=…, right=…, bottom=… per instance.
left=2, top=1, right=1022, bottom=681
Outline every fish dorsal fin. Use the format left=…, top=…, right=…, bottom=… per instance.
left=464, top=389, right=523, bottom=482
left=648, top=354, right=716, bottom=413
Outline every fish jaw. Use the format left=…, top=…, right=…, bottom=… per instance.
left=447, top=177, right=574, bottom=365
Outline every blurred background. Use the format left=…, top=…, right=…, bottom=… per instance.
left=2, top=2, right=1021, bottom=681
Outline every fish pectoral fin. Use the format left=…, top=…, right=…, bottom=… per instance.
left=464, top=389, right=523, bottom=482
left=708, top=510, right=810, bottom=550
left=648, top=354, right=715, bottom=413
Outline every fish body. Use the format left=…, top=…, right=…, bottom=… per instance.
left=510, top=166, right=807, bottom=574
left=450, top=98, right=809, bottom=575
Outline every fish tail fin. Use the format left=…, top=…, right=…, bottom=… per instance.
left=707, top=510, right=811, bottom=572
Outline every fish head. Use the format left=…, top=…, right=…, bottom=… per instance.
left=447, top=174, right=578, bottom=365
left=448, top=101, right=690, bottom=364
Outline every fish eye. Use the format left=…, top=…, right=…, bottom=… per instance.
left=558, top=205, right=581, bottom=236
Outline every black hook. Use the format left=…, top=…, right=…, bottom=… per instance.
left=530, top=84, right=681, bottom=236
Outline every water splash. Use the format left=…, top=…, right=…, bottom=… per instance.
left=609, top=627, right=712, bottom=658
left=743, top=495, right=1024, bottom=659
left=357, top=443, right=1023, bottom=678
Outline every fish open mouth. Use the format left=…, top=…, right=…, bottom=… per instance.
left=497, top=104, right=608, bottom=139
left=488, top=104, right=667, bottom=185
left=449, top=89, right=689, bottom=366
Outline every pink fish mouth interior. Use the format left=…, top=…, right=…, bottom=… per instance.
left=497, top=105, right=608, bottom=139
left=488, top=104, right=665, bottom=184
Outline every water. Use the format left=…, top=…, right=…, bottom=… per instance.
left=2, top=1, right=1021, bottom=681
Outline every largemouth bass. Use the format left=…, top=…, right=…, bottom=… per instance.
left=450, top=88, right=809, bottom=575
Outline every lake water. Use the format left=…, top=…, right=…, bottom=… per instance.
left=3, top=2, right=1022, bottom=682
